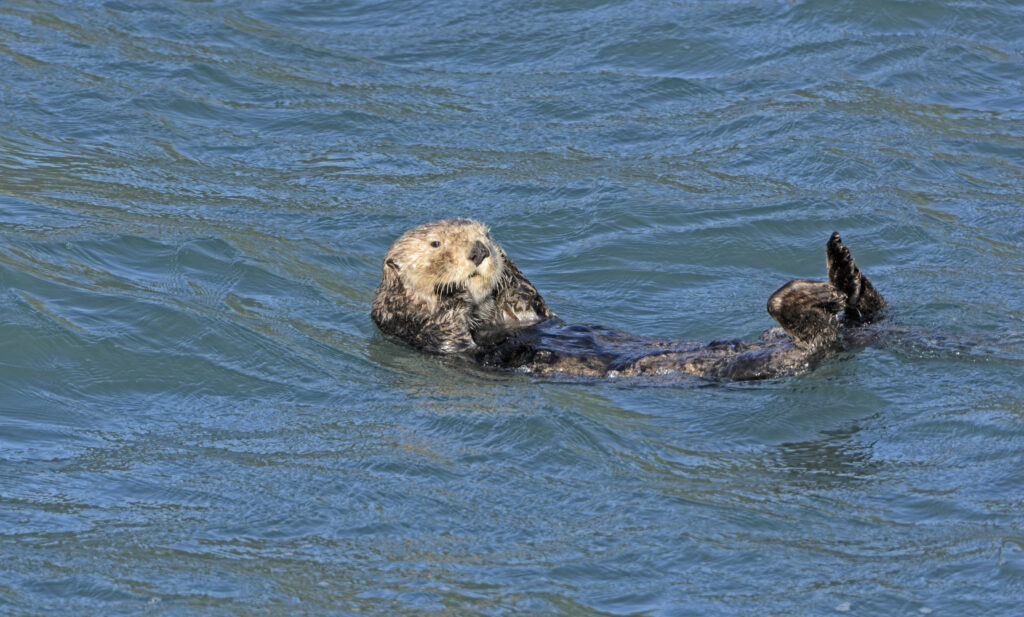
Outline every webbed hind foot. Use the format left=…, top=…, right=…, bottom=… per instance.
left=827, top=232, right=886, bottom=324
left=767, top=279, right=845, bottom=349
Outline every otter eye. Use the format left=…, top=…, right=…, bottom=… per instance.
left=430, top=240, right=441, bottom=248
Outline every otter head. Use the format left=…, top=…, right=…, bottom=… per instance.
left=377, top=218, right=506, bottom=312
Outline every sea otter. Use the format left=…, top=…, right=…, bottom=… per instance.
left=371, top=219, right=887, bottom=380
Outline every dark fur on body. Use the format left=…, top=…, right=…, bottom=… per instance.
left=372, top=220, right=886, bottom=380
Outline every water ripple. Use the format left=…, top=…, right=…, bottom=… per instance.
left=2, top=0, right=1023, bottom=616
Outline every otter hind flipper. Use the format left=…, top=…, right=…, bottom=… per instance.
left=767, top=279, right=844, bottom=349
left=826, top=232, right=886, bottom=324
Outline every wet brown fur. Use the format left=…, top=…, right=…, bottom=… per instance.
left=372, top=220, right=886, bottom=380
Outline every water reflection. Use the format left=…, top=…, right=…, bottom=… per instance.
left=774, top=422, right=880, bottom=485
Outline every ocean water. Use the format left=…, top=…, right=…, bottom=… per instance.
left=1, top=0, right=1022, bottom=615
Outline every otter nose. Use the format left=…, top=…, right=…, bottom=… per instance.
left=468, top=240, right=490, bottom=266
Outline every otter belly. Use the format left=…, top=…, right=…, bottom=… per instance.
left=470, top=318, right=814, bottom=380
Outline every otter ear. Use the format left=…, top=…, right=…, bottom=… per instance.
left=381, top=258, right=404, bottom=291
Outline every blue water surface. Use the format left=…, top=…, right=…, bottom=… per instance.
left=1, top=1, right=1022, bottom=615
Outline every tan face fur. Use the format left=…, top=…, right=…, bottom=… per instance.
left=381, top=219, right=505, bottom=311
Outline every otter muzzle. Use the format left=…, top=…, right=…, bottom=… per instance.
left=468, top=240, right=490, bottom=266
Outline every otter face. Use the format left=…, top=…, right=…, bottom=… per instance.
left=381, top=219, right=505, bottom=309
